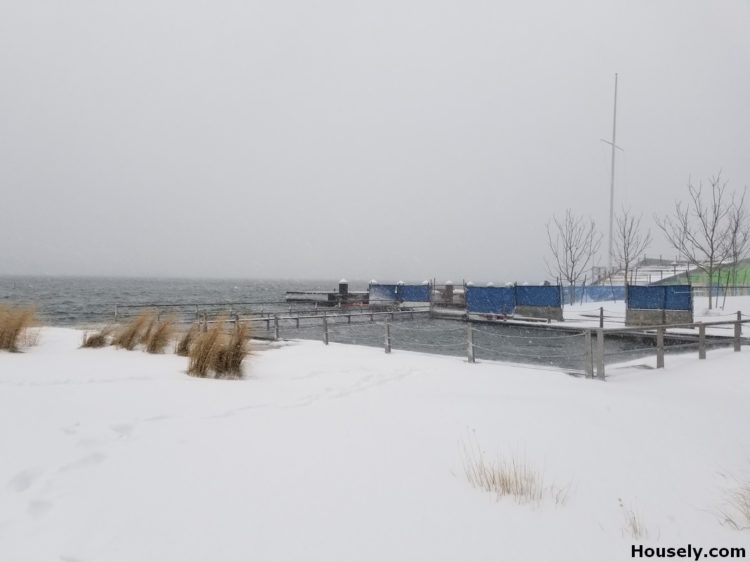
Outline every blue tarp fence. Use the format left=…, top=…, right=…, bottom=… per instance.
left=466, top=285, right=562, bottom=314
left=516, top=285, right=562, bottom=308
left=397, top=284, right=432, bottom=302
left=465, top=287, right=515, bottom=314
left=368, top=283, right=432, bottom=304
left=627, top=285, right=692, bottom=311
left=369, top=284, right=398, bottom=304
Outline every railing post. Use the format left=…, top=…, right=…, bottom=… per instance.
left=323, top=315, right=329, bottom=345
left=194, top=305, right=199, bottom=321
left=599, top=307, right=604, bottom=329
left=734, top=312, right=742, bottom=352
left=384, top=320, right=391, bottom=354
left=698, top=323, right=706, bottom=359
left=273, top=315, right=280, bottom=340
left=114, top=304, right=119, bottom=322
left=202, top=312, right=208, bottom=332
left=596, top=328, right=605, bottom=380
left=656, top=327, right=665, bottom=368
left=467, top=323, right=475, bottom=363
left=584, top=330, right=593, bottom=378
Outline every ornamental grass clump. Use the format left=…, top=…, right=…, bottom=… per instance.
left=176, top=323, right=199, bottom=357
left=112, top=312, right=153, bottom=350
left=188, top=320, right=250, bottom=379
left=188, top=322, right=223, bottom=377
left=145, top=317, right=175, bottom=354
left=137, top=312, right=159, bottom=346
left=214, top=322, right=250, bottom=378
left=81, top=326, right=114, bottom=348
left=0, top=305, right=37, bottom=352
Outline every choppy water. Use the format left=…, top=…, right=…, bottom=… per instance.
left=1, top=276, right=709, bottom=373
left=0, top=276, right=345, bottom=325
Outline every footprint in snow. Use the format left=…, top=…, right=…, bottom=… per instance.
left=7, top=468, right=40, bottom=492
left=143, top=415, right=169, bottom=423
left=61, top=423, right=80, bottom=436
left=58, top=452, right=106, bottom=473
left=110, top=423, right=133, bottom=439
left=28, top=500, right=53, bottom=519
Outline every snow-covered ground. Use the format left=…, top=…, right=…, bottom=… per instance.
left=563, top=294, right=750, bottom=334
left=1, top=327, right=749, bottom=561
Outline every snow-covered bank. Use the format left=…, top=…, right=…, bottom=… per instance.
left=563, top=294, right=750, bottom=333
left=1, top=328, right=748, bottom=562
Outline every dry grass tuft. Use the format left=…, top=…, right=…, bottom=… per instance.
left=81, top=326, right=114, bottom=348
left=20, top=325, right=41, bottom=348
left=137, top=312, right=159, bottom=346
left=187, top=321, right=250, bottom=379
left=462, top=437, right=548, bottom=504
left=0, top=305, right=37, bottom=352
left=719, top=469, right=750, bottom=531
left=145, top=317, right=175, bottom=354
left=722, top=486, right=750, bottom=530
left=175, top=323, right=199, bottom=357
left=112, top=312, right=153, bottom=350
left=619, top=498, right=648, bottom=539
left=214, top=322, right=250, bottom=377
left=188, top=321, right=223, bottom=377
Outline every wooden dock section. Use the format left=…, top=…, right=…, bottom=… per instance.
left=285, top=280, right=368, bottom=307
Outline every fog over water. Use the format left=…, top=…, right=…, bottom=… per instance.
left=1, top=1, right=748, bottom=282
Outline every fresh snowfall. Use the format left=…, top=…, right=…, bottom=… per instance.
left=1, top=297, right=749, bottom=562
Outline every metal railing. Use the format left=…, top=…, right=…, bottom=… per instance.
left=101, top=301, right=749, bottom=380
left=585, top=315, right=749, bottom=380
left=312, top=314, right=748, bottom=381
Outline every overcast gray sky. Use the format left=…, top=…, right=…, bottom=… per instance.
left=1, top=0, right=748, bottom=282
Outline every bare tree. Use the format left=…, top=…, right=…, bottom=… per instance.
left=655, top=173, right=733, bottom=309
left=726, top=187, right=750, bottom=288
left=546, top=209, right=602, bottom=304
left=613, top=207, right=652, bottom=292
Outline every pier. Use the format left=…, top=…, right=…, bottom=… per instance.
left=285, top=279, right=368, bottom=307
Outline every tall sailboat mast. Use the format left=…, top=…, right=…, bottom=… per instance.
left=602, top=73, right=622, bottom=272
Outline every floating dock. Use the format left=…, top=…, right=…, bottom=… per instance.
left=285, top=280, right=368, bottom=307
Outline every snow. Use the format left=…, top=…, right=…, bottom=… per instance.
left=562, top=294, right=750, bottom=336
left=1, top=327, right=749, bottom=561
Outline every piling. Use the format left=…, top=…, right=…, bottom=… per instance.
left=735, top=313, right=742, bottom=352
left=584, top=330, right=593, bottom=378
left=466, top=324, right=475, bottom=363
left=656, top=327, right=665, bottom=368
